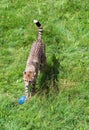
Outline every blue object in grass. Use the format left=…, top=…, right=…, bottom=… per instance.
left=18, top=96, right=26, bottom=104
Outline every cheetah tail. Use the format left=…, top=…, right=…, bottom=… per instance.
left=34, top=20, right=43, bottom=40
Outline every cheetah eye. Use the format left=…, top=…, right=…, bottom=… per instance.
left=23, top=71, right=26, bottom=75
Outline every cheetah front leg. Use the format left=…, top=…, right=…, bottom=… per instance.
left=30, top=81, right=36, bottom=98
left=25, top=85, right=29, bottom=100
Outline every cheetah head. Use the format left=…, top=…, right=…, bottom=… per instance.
left=23, top=71, right=36, bottom=86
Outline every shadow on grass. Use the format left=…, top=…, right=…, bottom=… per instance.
left=37, top=55, right=60, bottom=96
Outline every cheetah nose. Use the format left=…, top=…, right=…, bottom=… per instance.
left=29, top=81, right=31, bottom=83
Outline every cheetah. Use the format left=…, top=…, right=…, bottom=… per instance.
left=23, top=20, right=46, bottom=100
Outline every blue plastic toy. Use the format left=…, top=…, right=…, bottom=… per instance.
left=18, top=96, right=26, bottom=104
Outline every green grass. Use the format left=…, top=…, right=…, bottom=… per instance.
left=0, top=0, right=89, bottom=129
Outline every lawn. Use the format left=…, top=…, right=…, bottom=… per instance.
left=0, top=0, right=89, bottom=130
